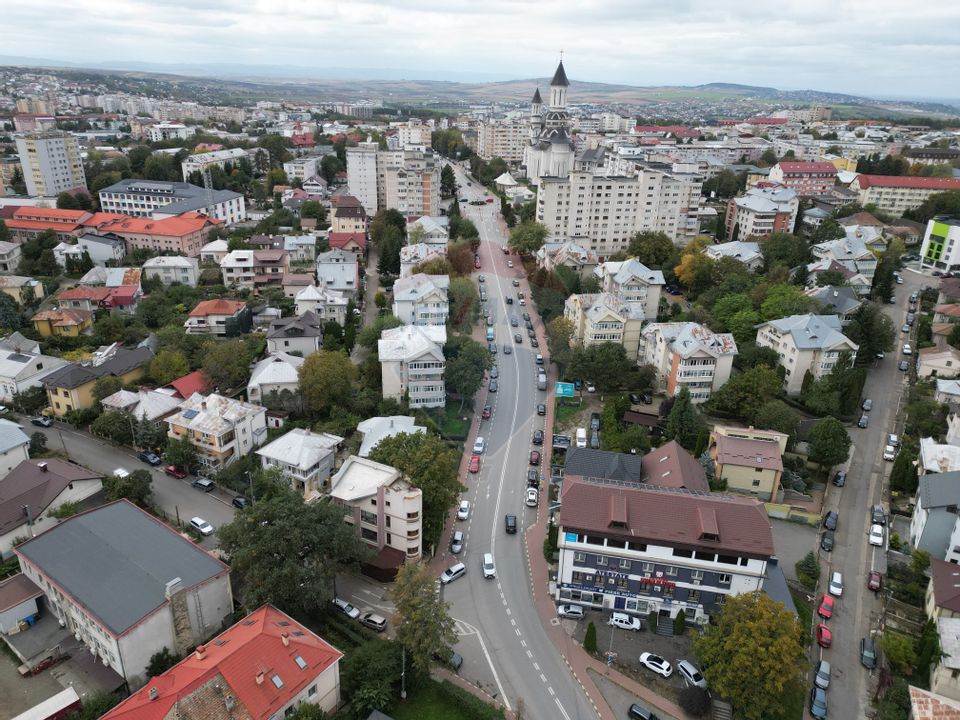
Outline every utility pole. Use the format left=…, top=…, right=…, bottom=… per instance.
left=400, top=646, right=406, bottom=700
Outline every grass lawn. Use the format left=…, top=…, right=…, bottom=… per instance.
left=390, top=679, right=503, bottom=720
left=432, top=404, right=471, bottom=439
left=553, top=399, right=583, bottom=430
left=791, top=588, right=814, bottom=648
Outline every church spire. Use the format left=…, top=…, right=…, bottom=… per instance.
left=551, top=60, right=569, bottom=88
left=532, top=87, right=542, bottom=105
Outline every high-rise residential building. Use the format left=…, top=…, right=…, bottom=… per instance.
left=346, top=138, right=380, bottom=215
left=477, top=120, right=529, bottom=162
left=395, top=119, right=433, bottom=148
left=536, top=167, right=702, bottom=254
left=724, top=186, right=799, bottom=240
left=14, top=131, right=87, bottom=197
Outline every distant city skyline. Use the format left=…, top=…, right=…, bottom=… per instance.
left=1, top=1, right=957, bottom=100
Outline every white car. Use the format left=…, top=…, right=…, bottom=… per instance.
left=332, top=597, right=361, bottom=619
left=189, top=517, right=214, bottom=536
left=888, top=433, right=899, bottom=446
left=639, top=652, right=673, bottom=678
left=525, top=487, right=539, bottom=507
left=113, top=468, right=130, bottom=478
left=557, top=604, right=585, bottom=619
left=440, top=562, right=466, bottom=585
left=869, top=524, right=885, bottom=547
left=608, top=612, right=642, bottom=631
left=457, top=500, right=470, bottom=520
left=883, top=445, right=896, bottom=461
left=586, top=381, right=597, bottom=393
left=472, top=436, right=486, bottom=454
left=507, top=260, right=514, bottom=268
left=828, top=571, right=843, bottom=597
left=482, top=552, right=497, bottom=579
left=677, top=659, right=707, bottom=689
left=903, top=343, right=912, bottom=355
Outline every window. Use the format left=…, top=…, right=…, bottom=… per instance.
left=574, top=551, right=586, bottom=562
left=718, top=574, right=732, bottom=585
left=666, top=566, right=677, bottom=576
left=619, top=559, right=631, bottom=570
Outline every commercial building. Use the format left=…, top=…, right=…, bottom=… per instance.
left=755, top=314, right=859, bottom=395
left=100, top=605, right=343, bottom=720
left=555, top=476, right=774, bottom=626
left=14, top=131, right=87, bottom=196
left=98, top=179, right=245, bottom=225
left=921, top=217, right=960, bottom=273
left=392, top=274, right=450, bottom=326
left=378, top=325, right=446, bottom=409
left=330, top=455, right=423, bottom=563
left=851, top=175, right=960, bottom=215
left=257, top=428, right=343, bottom=500
left=766, top=161, right=837, bottom=196
left=14, top=500, right=233, bottom=689
left=724, top=186, right=799, bottom=240
left=639, top=323, right=738, bottom=403
left=166, top=392, right=268, bottom=470
left=709, top=426, right=787, bottom=502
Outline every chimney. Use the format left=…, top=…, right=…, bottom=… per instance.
left=194, top=644, right=206, bottom=660
left=37, top=462, right=48, bottom=472
left=256, top=671, right=265, bottom=685
left=148, top=687, right=159, bottom=701
left=281, top=632, right=290, bottom=646
left=201, top=401, right=207, bottom=411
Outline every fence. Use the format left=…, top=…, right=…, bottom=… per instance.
left=764, top=502, right=821, bottom=526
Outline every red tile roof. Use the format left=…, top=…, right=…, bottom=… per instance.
left=100, top=605, right=343, bottom=720
left=188, top=299, right=248, bottom=317
left=99, top=213, right=222, bottom=237
left=31, top=308, right=93, bottom=327
left=328, top=232, right=367, bottom=250
left=330, top=195, right=362, bottom=208
left=856, top=174, right=960, bottom=190
left=105, top=286, right=139, bottom=307
left=12, top=207, right=90, bottom=223
left=57, top=286, right=112, bottom=302
left=4, top=218, right=83, bottom=233
left=910, top=685, right=960, bottom=719
left=777, top=161, right=838, bottom=175
left=714, top=434, right=783, bottom=472
left=167, top=369, right=213, bottom=399
left=639, top=440, right=709, bottom=492
left=558, top=477, right=775, bottom=557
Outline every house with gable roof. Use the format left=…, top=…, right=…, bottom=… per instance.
left=593, top=258, right=665, bottom=319
left=755, top=314, right=859, bottom=394
left=640, top=322, right=738, bottom=403
left=392, top=274, right=449, bottom=326
left=294, top=284, right=349, bottom=325
left=377, top=325, right=446, bottom=408
left=257, top=428, right=343, bottom=499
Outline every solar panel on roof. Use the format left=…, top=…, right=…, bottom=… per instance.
left=182, top=408, right=199, bottom=419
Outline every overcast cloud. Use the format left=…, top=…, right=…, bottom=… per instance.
left=1, top=0, right=958, bottom=99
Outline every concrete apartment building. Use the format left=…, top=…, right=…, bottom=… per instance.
left=98, top=179, right=245, bottom=225
left=593, top=259, right=665, bottom=318
left=921, top=216, right=960, bottom=273
left=392, top=274, right=450, bottom=326
left=330, top=455, right=424, bottom=563
left=755, top=313, right=859, bottom=395
left=724, top=186, right=799, bottom=240
left=14, top=500, right=233, bottom=690
left=14, top=131, right=87, bottom=196
left=477, top=120, right=529, bottom=162
left=555, top=476, right=775, bottom=626
left=536, top=167, right=702, bottom=254
left=345, top=140, right=379, bottom=216
left=639, top=322, right=738, bottom=403
left=166, top=392, right=267, bottom=470
left=851, top=175, right=960, bottom=215
left=283, top=156, right=321, bottom=183
left=257, top=428, right=343, bottom=500
left=378, top=325, right=446, bottom=409
left=378, top=148, right=441, bottom=218
left=564, top=292, right=646, bottom=357
left=709, top=426, right=787, bottom=502
left=766, top=161, right=837, bottom=196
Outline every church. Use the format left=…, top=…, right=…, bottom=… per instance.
left=522, top=60, right=575, bottom=186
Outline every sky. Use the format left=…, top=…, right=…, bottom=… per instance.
left=2, top=0, right=959, bottom=100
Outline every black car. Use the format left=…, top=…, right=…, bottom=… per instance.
left=820, top=531, right=835, bottom=552
left=522, top=312, right=530, bottom=321
left=505, top=514, right=517, bottom=534
left=533, top=429, right=544, bottom=445
left=537, top=403, right=546, bottom=416
left=31, top=416, right=52, bottom=427
left=832, top=470, right=847, bottom=487
left=530, top=337, right=539, bottom=347
left=823, top=510, right=838, bottom=531
left=514, top=334, right=522, bottom=344
left=510, top=317, right=519, bottom=327
left=232, top=496, right=250, bottom=509
left=527, top=469, right=539, bottom=486
left=628, top=703, right=659, bottom=720
left=871, top=504, right=886, bottom=526
left=137, top=451, right=162, bottom=466
left=861, top=637, right=877, bottom=669
left=489, top=379, right=498, bottom=393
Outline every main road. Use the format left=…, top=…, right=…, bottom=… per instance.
left=816, top=269, right=932, bottom=719
left=441, top=165, right=596, bottom=720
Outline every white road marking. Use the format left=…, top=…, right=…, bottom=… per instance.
left=555, top=697, right=572, bottom=720
left=453, top=617, right=512, bottom=712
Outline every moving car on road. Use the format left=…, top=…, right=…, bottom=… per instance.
left=31, top=416, right=52, bottom=427
left=440, top=562, right=466, bottom=585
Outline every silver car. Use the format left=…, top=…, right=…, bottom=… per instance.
left=557, top=604, right=585, bottom=620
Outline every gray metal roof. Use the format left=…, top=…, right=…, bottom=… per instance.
left=919, top=472, right=960, bottom=509
left=551, top=60, right=570, bottom=87
left=564, top=448, right=641, bottom=482
left=16, top=500, right=228, bottom=636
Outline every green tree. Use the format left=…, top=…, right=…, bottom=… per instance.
left=872, top=241, right=903, bottom=303
left=545, top=316, right=575, bottom=372
left=369, top=432, right=461, bottom=550
left=92, top=375, right=122, bottom=404
left=145, top=647, right=181, bottom=678
left=583, top=621, right=597, bottom=653
left=356, top=314, right=402, bottom=350
left=91, top=411, right=134, bottom=446
left=258, top=134, right=293, bottom=165
left=753, top=400, right=801, bottom=448
left=447, top=276, right=479, bottom=330
left=165, top=436, right=197, bottom=473
left=56, top=191, right=80, bottom=209
left=626, top=231, right=675, bottom=267
left=29, top=432, right=48, bottom=456
left=567, top=342, right=637, bottom=391
left=445, top=335, right=491, bottom=409
left=299, top=350, right=358, bottom=417
left=201, top=338, right=254, bottom=390
left=103, top=468, right=152, bottom=507
left=508, top=221, right=549, bottom=255
left=299, top=200, right=326, bottom=222
left=760, top=283, right=813, bottom=320
left=149, top=349, right=190, bottom=386
left=807, top=416, right=851, bottom=469
left=882, top=631, right=918, bottom=676
left=390, top=562, right=457, bottom=676
left=440, top=164, right=457, bottom=197
left=711, top=293, right=754, bottom=329
left=663, top=387, right=706, bottom=451
left=374, top=291, right=388, bottom=311
left=376, top=225, right=403, bottom=275
left=217, top=488, right=367, bottom=613
left=63, top=691, right=120, bottom=720
left=890, top=442, right=918, bottom=492
left=844, top=302, right=895, bottom=364
left=707, top=365, right=782, bottom=422
left=693, top=593, right=805, bottom=720
left=727, top=309, right=761, bottom=345
left=341, top=639, right=402, bottom=718
left=760, top=233, right=810, bottom=271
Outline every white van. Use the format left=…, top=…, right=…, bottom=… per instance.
left=482, top=553, right=497, bottom=579
left=576, top=427, right=587, bottom=448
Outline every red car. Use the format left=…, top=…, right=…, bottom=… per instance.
left=468, top=455, right=481, bottom=473
left=868, top=571, right=883, bottom=592
left=529, top=450, right=541, bottom=465
left=164, top=465, right=187, bottom=479
left=816, top=623, right=832, bottom=648
left=485, top=197, right=494, bottom=204
left=482, top=405, right=492, bottom=420
left=817, top=594, right=835, bottom=619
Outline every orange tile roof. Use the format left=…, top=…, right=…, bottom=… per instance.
left=80, top=212, right=127, bottom=228
left=12, top=207, right=90, bottom=222
left=856, top=174, right=960, bottom=190
left=188, top=298, right=247, bottom=317
left=4, top=218, right=82, bottom=232
left=31, top=308, right=93, bottom=327
left=167, top=369, right=213, bottom=399
left=100, top=605, right=343, bottom=720
left=99, top=213, right=222, bottom=237
left=57, top=286, right=111, bottom=302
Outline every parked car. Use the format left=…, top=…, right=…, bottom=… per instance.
left=527, top=469, right=539, bottom=486
left=871, top=504, right=887, bottom=526
left=457, top=500, right=470, bottom=520
left=31, top=416, right=52, bottom=427
left=360, top=612, right=387, bottom=633
left=468, top=455, right=481, bottom=473
left=608, top=612, right=642, bottom=631
left=332, top=597, right=360, bottom=619
left=628, top=704, right=659, bottom=720
left=828, top=571, right=844, bottom=597
left=189, top=517, right=214, bottom=536
left=533, top=429, right=544, bottom=445
left=490, top=366, right=498, bottom=379
left=192, top=477, right=215, bottom=492
left=586, top=381, right=596, bottom=393
left=858, top=414, right=869, bottom=428
left=903, top=343, right=912, bottom=355
left=557, top=604, right=585, bottom=620
left=590, top=412, right=601, bottom=431
left=525, top=487, right=539, bottom=507
left=809, top=687, right=828, bottom=719
left=677, top=660, right=707, bottom=689
left=832, top=470, right=847, bottom=487
left=818, top=595, right=835, bottom=619
left=514, top=334, right=522, bottom=344
left=899, top=360, right=910, bottom=371
left=489, top=379, right=498, bottom=393
left=638, top=652, right=673, bottom=678
left=861, top=637, right=877, bottom=669
left=537, top=403, right=546, bottom=416
left=882, top=442, right=896, bottom=461
left=113, top=468, right=129, bottom=479
left=473, top=437, right=486, bottom=454
left=137, top=451, right=162, bottom=466
left=232, top=496, right=250, bottom=509
left=512, top=279, right=520, bottom=287
left=823, top=510, right=838, bottom=531
left=902, top=323, right=911, bottom=333
left=868, top=571, right=883, bottom=592
left=482, top=405, right=492, bottom=419
left=821, top=531, right=835, bottom=552
left=888, top=433, right=900, bottom=446
left=529, top=450, right=541, bottom=465
left=164, top=465, right=187, bottom=479
left=814, top=660, right=831, bottom=689
left=816, top=623, right=832, bottom=648
left=440, top=562, right=466, bottom=585
left=869, top=524, right=885, bottom=546
left=862, top=398, right=873, bottom=411
left=450, top=530, right=464, bottom=553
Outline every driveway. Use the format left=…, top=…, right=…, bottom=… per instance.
left=772, top=519, right=818, bottom=582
